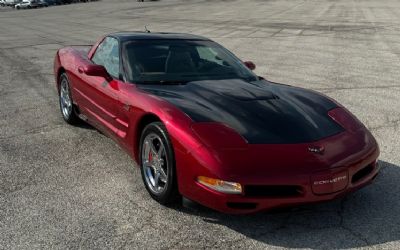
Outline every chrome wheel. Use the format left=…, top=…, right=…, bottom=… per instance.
left=141, top=133, right=168, bottom=194
left=60, top=77, right=72, bottom=119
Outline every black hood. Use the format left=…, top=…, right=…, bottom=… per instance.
left=138, top=79, right=344, bottom=144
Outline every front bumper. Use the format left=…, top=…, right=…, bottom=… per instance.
left=171, top=117, right=380, bottom=214
left=185, top=160, right=380, bottom=214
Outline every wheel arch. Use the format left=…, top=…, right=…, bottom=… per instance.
left=134, top=113, right=162, bottom=162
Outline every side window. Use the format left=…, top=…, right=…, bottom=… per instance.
left=92, top=37, right=120, bottom=78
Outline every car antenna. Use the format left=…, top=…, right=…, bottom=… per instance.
left=145, top=26, right=151, bottom=33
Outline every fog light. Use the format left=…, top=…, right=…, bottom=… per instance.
left=197, top=176, right=242, bottom=194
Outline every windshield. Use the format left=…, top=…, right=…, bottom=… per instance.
left=122, top=40, right=258, bottom=84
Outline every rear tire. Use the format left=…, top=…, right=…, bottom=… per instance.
left=59, top=73, right=80, bottom=124
left=139, top=122, right=180, bottom=205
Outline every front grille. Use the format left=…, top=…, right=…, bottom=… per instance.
left=227, top=202, right=257, bottom=210
left=244, top=185, right=303, bottom=198
left=352, top=164, right=374, bottom=183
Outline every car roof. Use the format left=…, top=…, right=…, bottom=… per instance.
left=108, top=31, right=211, bottom=42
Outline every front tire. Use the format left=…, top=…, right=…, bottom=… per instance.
left=139, top=122, right=180, bottom=205
left=59, top=73, right=79, bottom=124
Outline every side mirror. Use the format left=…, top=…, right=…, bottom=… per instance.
left=80, top=64, right=112, bottom=81
left=243, top=61, right=256, bottom=71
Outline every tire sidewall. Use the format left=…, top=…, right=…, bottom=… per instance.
left=59, top=73, right=78, bottom=124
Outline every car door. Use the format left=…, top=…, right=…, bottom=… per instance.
left=76, top=36, right=126, bottom=139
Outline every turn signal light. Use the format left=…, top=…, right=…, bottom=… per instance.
left=197, top=176, right=242, bottom=194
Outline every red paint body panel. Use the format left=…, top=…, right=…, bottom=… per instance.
left=54, top=39, right=380, bottom=214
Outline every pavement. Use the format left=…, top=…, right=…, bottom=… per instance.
left=0, top=0, right=400, bottom=249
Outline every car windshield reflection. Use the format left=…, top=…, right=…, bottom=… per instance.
left=122, top=40, right=258, bottom=84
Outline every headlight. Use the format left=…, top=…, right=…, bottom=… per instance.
left=191, top=122, right=247, bottom=149
left=197, top=176, right=242, bottom=194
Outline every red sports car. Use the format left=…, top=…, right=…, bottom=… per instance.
left=54, top=32, right=379, bottom=214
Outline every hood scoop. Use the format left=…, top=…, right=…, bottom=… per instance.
left=221, top=86, right=278, bottom=101
left=195, top=79, right=278, bottom=101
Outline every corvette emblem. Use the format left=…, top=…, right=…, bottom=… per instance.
left=308, top=145, right=325, bottom=154
left=313, top=175, right=347, bottom=185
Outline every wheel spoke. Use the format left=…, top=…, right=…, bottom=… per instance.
left=150, top=142, right=158, bottom=156
left=154, top=171, right=160, bottom=187
left=146, top=168, right=156, bottom=187
left=157, top=143, right=165, bottom=158
left=65, top=89, right=71, bottom=107
left=159, top=167, right=167, bottom=183
left=143, top=140, right=151, bottom=159
left=143, top=160, right=152, bottom=169
left=66, top=97, right=71, bottom=107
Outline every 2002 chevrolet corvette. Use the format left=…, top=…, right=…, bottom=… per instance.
left=54, top=32, right=379, bottom=213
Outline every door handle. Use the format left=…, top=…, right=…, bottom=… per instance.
left=78, top=66, right=84, bottom=74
